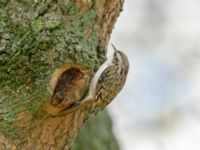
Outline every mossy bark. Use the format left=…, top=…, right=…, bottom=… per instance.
left=0, top=0, right=123, bottom=149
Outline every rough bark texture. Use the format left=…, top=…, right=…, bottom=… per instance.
left=0, top=0, right=123, bottom=149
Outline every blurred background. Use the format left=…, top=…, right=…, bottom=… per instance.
left=108, top=0, right=200, bottom=150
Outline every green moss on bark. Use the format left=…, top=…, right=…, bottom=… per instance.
left=0, top=0, right=102, bottom=138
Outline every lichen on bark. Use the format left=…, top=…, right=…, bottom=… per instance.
left=0, top=0, right=123, bottom=149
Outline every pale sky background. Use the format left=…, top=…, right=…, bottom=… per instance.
left=108, top=1, right=200, bottom=150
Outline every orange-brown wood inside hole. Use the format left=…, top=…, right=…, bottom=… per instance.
left=45, top=64, right=91, bottom=115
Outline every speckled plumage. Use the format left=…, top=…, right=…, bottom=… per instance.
left=89, top=46, right=129, bottom=114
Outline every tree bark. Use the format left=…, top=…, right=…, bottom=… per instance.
left=0, top=0, right=123, bottom=149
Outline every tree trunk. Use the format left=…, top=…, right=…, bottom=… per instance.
left=0, top=0, right=123, bottom=149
